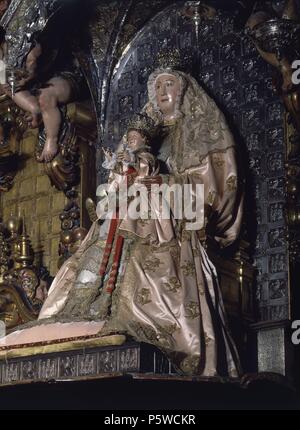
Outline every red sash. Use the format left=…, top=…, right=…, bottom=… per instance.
left=99, top=166, right=137, bottom=294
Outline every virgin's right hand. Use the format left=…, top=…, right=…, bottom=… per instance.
left=117, top=151, right=125, bottom=162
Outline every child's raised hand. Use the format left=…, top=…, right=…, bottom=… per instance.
left=102, top=147, right=113, bottom=160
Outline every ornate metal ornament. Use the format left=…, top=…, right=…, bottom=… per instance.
left=181, top=1, right=216, bottom=22
left=249, top=18, right=300, bottom=60
left=181, top=1, right=216, bottom=43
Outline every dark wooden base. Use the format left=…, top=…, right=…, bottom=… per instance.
left=0, top=342, right=298, bottom=409
left=0, top=342, right=174, bottom=387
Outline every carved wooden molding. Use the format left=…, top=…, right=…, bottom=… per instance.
left=51, top=102, right=97, bottom=266
left=0, top=284, right=39, bottom=330
left=0, top=95, right=25, bottom=193
left=38, top=102, right=96, bottom=194
left=209, top=242, right=256, bottom=323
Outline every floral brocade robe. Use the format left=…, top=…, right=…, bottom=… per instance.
left=99, top=146, right=243, bottom=376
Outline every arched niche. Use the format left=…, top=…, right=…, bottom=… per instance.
left=103, top=2, right=288, bottom=326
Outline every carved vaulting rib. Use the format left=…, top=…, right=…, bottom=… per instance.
left=0, top=0, right=61, bottom=68
left=98, top=0, right=134, bottom=137
left=86, top=0, right=175, bottom=142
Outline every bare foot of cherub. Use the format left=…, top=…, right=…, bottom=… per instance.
left=37, top=137, right=59, bottom=163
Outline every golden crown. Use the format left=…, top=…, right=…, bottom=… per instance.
left=156, top=48, right=183, bottom=71
left=127, top=114, right=157, bottom=139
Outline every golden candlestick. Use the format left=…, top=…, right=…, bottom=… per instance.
left=15, top=218, right=34, bottom=268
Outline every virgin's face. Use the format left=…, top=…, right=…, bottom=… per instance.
left=127, top=130, right=146, bottom=151
left=154, top=74, right=181, bottom=116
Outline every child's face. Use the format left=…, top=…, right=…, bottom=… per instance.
left=127, top=130, right=146, bottom=151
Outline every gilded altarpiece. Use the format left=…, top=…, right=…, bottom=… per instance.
left=0, top=0, right=297, bottom=386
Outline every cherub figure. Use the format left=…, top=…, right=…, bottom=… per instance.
left=0, top=33, right=81, bottom=162
left=0, top=0, right=86, bottom=162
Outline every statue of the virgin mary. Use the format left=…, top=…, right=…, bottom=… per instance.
left=0, top=55, right=243, bottom=377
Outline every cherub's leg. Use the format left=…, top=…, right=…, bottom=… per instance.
left=37, top=77, right=72, bottom=163
left=12, top=90, right=41, bottom=128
